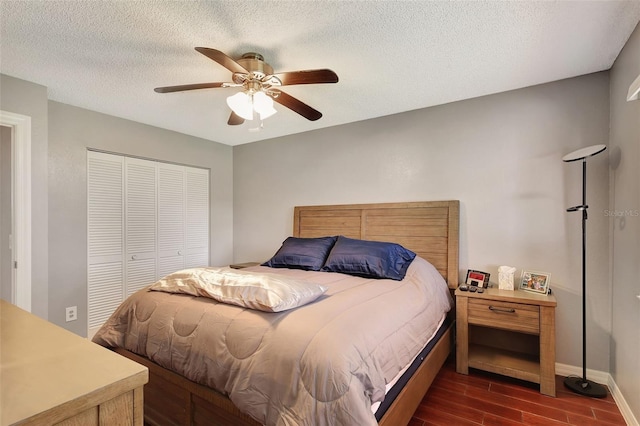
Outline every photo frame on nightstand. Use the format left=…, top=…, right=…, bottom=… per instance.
left=520, top=270, right=550, bottom=294
left=465, top=269, right=490, bottom=288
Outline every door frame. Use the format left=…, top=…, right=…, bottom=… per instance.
left=0, top=110, right=31, bottom=312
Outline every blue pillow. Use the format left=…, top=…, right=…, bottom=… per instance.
left=262, top=236, right=337, bottom=271
left=321, top=236, right=416, bottom=280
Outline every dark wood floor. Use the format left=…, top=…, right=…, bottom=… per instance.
left=409, top=358, right=627, bottom=426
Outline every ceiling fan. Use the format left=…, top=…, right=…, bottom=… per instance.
left=154, top=47, right=339, bottom=126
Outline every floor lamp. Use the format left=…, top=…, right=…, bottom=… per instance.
left=562, top=144, right=607, bottom=398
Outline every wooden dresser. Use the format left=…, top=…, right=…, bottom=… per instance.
left=1, top=300, right=148, bottom=425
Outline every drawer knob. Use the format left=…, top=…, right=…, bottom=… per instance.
left=488, top=305, right=516, bottom=314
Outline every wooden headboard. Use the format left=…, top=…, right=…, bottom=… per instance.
left=293, top=200, right=459, bottom=289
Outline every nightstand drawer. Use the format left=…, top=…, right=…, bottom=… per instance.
left=468, top=299, right=540, bottom=334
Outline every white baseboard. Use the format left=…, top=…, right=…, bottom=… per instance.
left=556, top=363, right=638, bottom=426
left=555, top=363, right=610, bottom=386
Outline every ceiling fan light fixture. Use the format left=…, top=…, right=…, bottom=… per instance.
left=156, top=47, right=338, bottom=126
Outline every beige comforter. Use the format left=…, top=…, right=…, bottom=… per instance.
left=92, top=256, right=452, bottom=426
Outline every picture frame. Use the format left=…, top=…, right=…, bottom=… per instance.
left=465, top=269, right=490, bottom=288
left=520, top=270, right=551, bottom=294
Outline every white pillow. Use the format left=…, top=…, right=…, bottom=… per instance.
left=149, top=267, right=327, bottom=312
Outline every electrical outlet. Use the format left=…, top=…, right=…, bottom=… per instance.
left=65, top=306, right=77, bottom=322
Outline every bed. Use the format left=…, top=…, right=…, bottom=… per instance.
left=93, top=200, right=459, bottom=425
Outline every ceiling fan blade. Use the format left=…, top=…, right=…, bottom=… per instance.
left=227, top=111, right=245, bottom=126
left=272, top=90, right=322, bottom=121
left=195, top=47, right=249, bottom=74
left=271, top=69, right=338, bottom=86
left=154, top=82, right=228, bottom=93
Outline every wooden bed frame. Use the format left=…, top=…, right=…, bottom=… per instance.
left=116, top=200, right=459, bottom=426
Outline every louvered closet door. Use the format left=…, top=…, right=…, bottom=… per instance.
left=125, top=157, right=157, bottom=296
left=87, top=151, right=124, bottom=330
left=185, top=167, right=209, bottom=268
left=157, top=163, right=185, bottom=277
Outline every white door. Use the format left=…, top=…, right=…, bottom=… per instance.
left=125, top=157, right=157, bottom=296
left=87, top=151, right=125, bottom=329
left=157, top=162, right=185, bottom=277
left=185, top=167, right=209, bottom=268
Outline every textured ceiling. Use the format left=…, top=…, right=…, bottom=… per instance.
left=1, top=1, right=639, bottom=146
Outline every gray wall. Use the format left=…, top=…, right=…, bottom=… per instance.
left=609, top=23, right=640, bottom=419
left=0, top=74, right=49, bottom=319
left=48, top=101, right=234, bottom=335
left=233, top=72, right=612, bottom=370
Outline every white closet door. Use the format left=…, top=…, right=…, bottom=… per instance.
left=157, top=162, right=185, bottom=277
left=87, top=151, right=124, bottom=329
left=125, top=157, right=157, bottom=296
left=185, top=167, right=209, bottom=268
left=88, top=153, right=209, bottom=332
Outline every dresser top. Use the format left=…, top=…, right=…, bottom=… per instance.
left=1, top=300, right=148, bottom=425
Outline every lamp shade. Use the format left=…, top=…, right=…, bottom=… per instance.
left=253, top=92, right=277, bottom=120
left=226, top=92, right=254, bottom=120
left=562, top=144, right=606, bottom=162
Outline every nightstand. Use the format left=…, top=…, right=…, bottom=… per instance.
left=229, top=262, right=261, bottom=269
left=455, top=287, right=557, bottom=396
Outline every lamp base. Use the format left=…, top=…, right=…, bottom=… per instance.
left=563, top=376, right=608, bottom=398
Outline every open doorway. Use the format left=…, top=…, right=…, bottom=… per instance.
left=0, top=125, right=12, bottom=303
left=0, top=110, right=31, bottom=312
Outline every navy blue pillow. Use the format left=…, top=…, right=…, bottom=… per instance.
left=321, top=236, right=416, bottom=281
left=262, top=236, right=337, bottom=271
